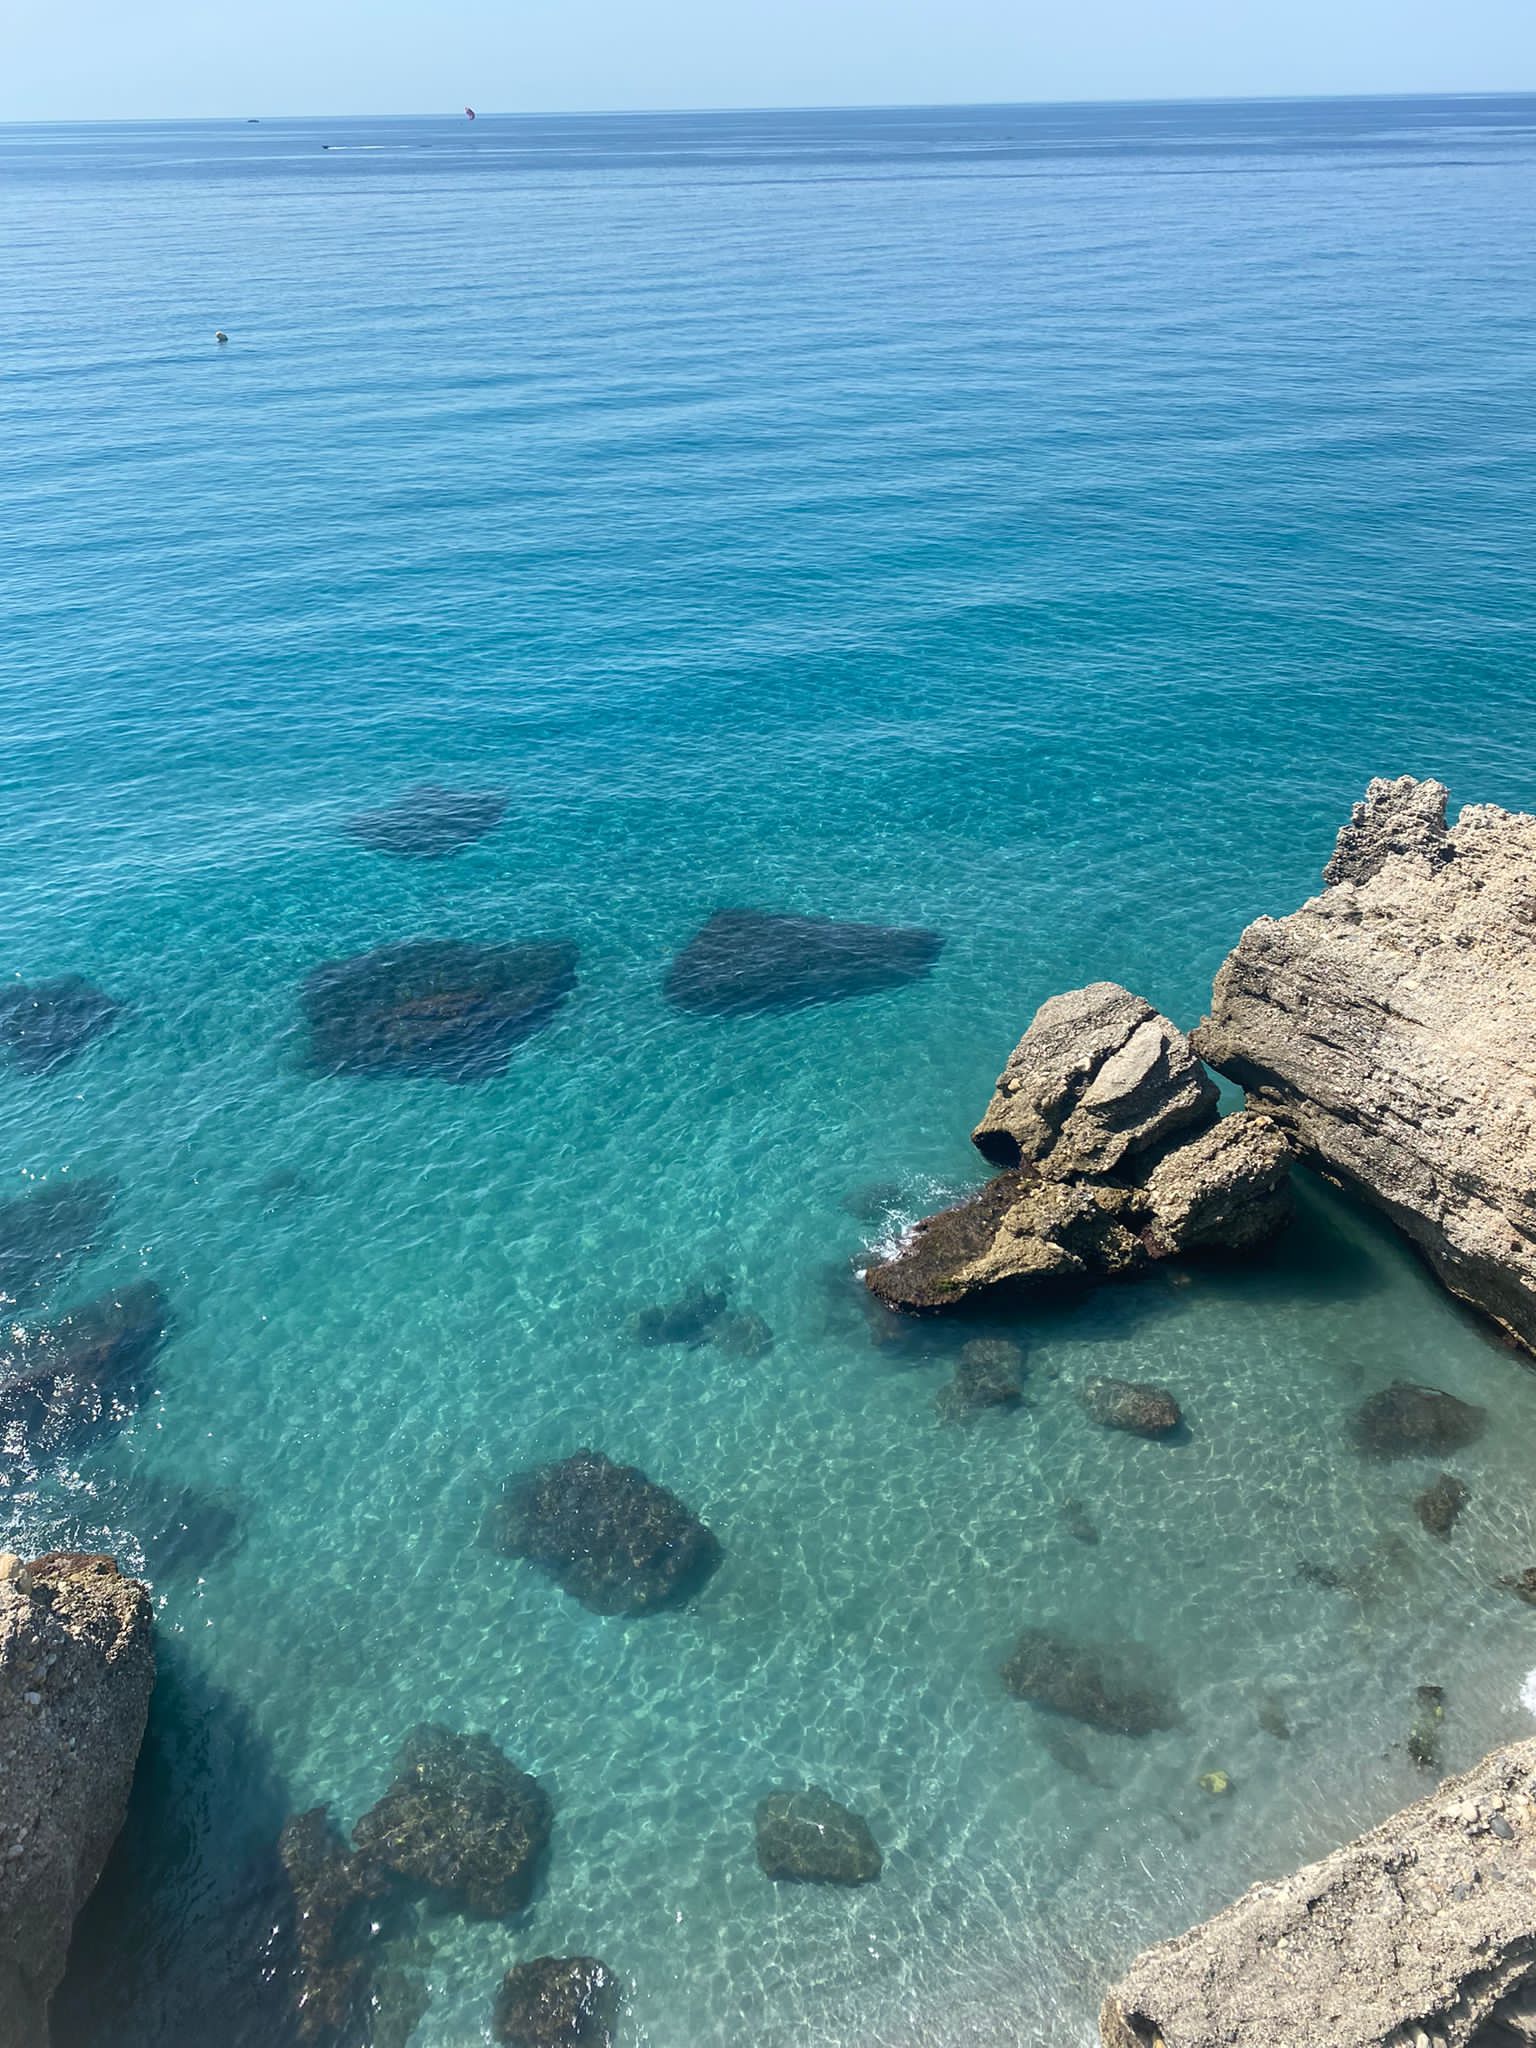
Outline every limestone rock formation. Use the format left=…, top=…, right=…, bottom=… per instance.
left=754, top=1788, right=883, bottom=1885
left=0, top=1552, right=154, bottom=2048
left=1195, top=776, right=1536, bottom=1354
left=493, top=1956, right=620, bottom=2048
left=664, top=910, right=943, bottom=1015
left=484, top=1451, right=722, bottom=1617
left=351, top=1724, right=552, bottom=1919
left=865, top=983, right=1291, bottom=1313
left=1099, top=1736, right=1536, bottom=2048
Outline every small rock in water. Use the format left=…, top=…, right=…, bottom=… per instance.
left=1500, top=1568, right=1536, bottom=1606
left=936, top=1337, right=1026, bottom=1418
left=629, top=1286, right=729, bottom=1347
left=754, top=1788, right=882, bottom=1885
left=0, top=977, right=121, bottom=1076
left=1000, top=1627, right=1180, bottom=1736
left=1414, top=1472, right=1470, bottom=1539
left=0, top=1278, right=170, bottom=1455
left=0, top=1175, right=117, bottom=1309
left=277, top=1805, right=393, bottom=2040
left=493, top=1956, right=620, bottom=2048
left=1407, top=1684, right=1446, bottom=1770
left=1350, top=1381, right=1487, bottom=1459
left=484, top=1450, right=722, bottom=1615
left=1080, top=1377, right=1182, bottom=1438
left=1058, top=1497, right=1100, bottom=1546
left=351, top=1724, right=552, bottom=1918
left=344, top=783, right=510, bottom=860
left=710, top=1309, right=775, bottom=1359
left=303, top=938, right=578, bottom=1081
left=663, top=909, right=943, bottom=1015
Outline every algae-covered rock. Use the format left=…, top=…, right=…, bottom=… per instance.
left=352, top=1724, right=552, bottom=1918
left=0, top=977, right=121, bottom=1076
left=1414, top=1472, right=1470, bottom=1539
left=484, top=1451, right=721, bottom=1616
left=1351, top=1381, right=1486, bottom=1459
left=1079, top=1378, right=1181, bottom=1438
left=754, top=1788, right=882, bottom=1885
left=493, top=1956, right=620, bottom=2048
left=278, top=1804, right=392, bottom=2040
left=1001, top=1627, right=1180, bottom=1736
left=303, top=939, right=577, bottom=1081
left=664, top=910, right=942, bottom=1016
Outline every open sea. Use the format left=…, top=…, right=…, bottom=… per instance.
left=6, top=93, right=1536, bottom=2048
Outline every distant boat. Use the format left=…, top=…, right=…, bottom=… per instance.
left=464, top=105, right=476, bottom=120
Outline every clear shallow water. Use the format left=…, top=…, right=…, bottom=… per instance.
left=6, top=93, right=1536, bottom=2048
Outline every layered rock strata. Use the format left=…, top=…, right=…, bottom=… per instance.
left=866, top=983, right=1291, bottom=1312
left=1195, top=777, right=1536, bottom=1354
left=0, top=1552, right=154, bottom=2048
left=1099, top=1737, right=1536, bottom=2048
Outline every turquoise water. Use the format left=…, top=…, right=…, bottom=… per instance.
left=7, top=95, right=1536, bottom=2046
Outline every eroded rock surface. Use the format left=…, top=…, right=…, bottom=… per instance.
left=303, top=939, right=578, bottom=1081
left=1195, top=777, right=1536, bottom=1354
left=0, top=1552, right=154, bottom=2048
left=754, top=1788, right=882, bottom=1885
left=484, top=1451, right=721, bottom=1616
left=493, top=1956, right=620, bottom=2048
left=664, top=910, right=942, bottom=1016
left=866, top=983, right=1291, bottom=1313
left=1099, top=1736, right=1536, bottom=2048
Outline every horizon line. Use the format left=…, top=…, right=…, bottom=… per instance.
left=4, top=84, right=1535, bottom=128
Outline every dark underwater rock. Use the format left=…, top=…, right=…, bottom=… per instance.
left=351, top=1724, right=552, bottom=1919
left=303, top=939, right=577, bottom=1081
left=493, top=1957, right=620, bottom=2048
left=1351, top=1381, right=1487, bottom=1459
left=936, top=1337, right=1025, bottom=1418
left=1080, top=1378, right=1182, bottom=1439
left=1000, top=1627, right=1180, bottom=1736
left=0, top=977, right=121, bottom=1076
left=344, top=784, right=509, bottom=860
left=664, top=910, right=943, bottom=1016
left=1498, top=1568, right=1536, bottom=1607
left=0, top=1279, right=169, bottom=1454
left=484, top=1451, right=721, bottom=1616
left=711, top=1310, right=775, bottom=1360
left=628, top=1287, right=728, bottom=1347
left=0, top=1175, right=116, bottom=1309
left=278, top=1805, right=391, bottom=2041
left=1407, top=1684, right=1446, bottom=1771
left=1414, top=1472, right=1469, bottom=1540
left=754, top=1788, right=882, bottom=1885
left=1059, top=1497, right=1100, bottom=1547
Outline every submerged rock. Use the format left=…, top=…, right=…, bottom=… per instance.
left=1079, top=1378, right=1182, bottom=1438
left=0, top=976, right=121, bottom=1076
left=0, top=1552, right=154, bottom=2048
left=1499, top=1568, right=1536, bottom=1607
left=303, top=939, right=578, bottom=1081
left=711, top=1310, right=775, bottom=1360
left=664, top=910, right=943, bottom=1016
left=492, top=1957, right=620, bottom=2048
left=936, top=1336, right=1026, bottom=1417
left=1415, top=1472, right=1470, bottom=1540
left=344, top=784, right=509, bottom=860
left=278, top=1804, right=391, bottom=2041
left=866, top=983, right=1290, bottom=1313
left=1100, top=1736, right=1536, bottom=2048
left=484, top=1451, right=722, bottom=1616
left=1059, top=1497, right=1100, bottom=1547
left=1194, top=778, right=1536, bottom=1356
left=1351, top=1381, right=1487, bottom=1460
left=1001, top=1627, right=1180, bottom=1736
left=628, top=1286, right=728, bottom=1347
left=1407, top=1683, right=1446, bottom=1771
left=0, top=1174, right=116, bottom=1309
left=351, top=1724, right=552, bottom=1919
left=0, top=1278, right=169, bottom=1454
left=754, top=1788, right=882, bottom=1885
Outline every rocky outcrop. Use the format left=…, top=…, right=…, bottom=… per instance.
left=1099, top=1737, right=1536, bottom=2048
left=1195, top=777, right=1536, bottom=1355
left=866, top=984, right=1292, bottom=1313
left=0, top=1552, right=154, bottom=2048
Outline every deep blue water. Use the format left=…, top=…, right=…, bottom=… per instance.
left=6, top=94, right=1536, bottom=2048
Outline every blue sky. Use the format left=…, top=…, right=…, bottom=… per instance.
left=5, top=0, right=1535, bottom=121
